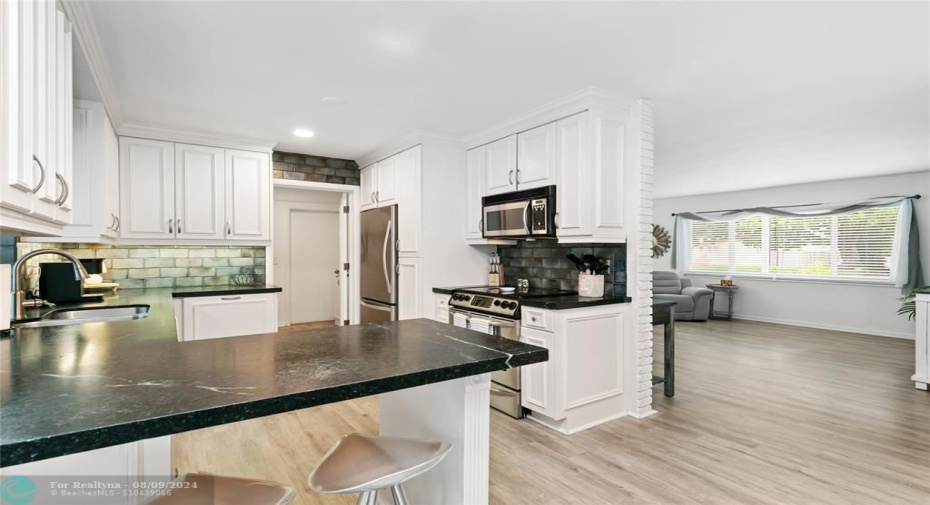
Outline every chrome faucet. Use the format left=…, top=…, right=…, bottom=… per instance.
left=11, top=249, right=90, bottom=321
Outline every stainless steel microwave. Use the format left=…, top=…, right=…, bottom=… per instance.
left=482, top=185, right=557, bottom=239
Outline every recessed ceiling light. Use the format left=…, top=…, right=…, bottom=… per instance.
left=321, top=97, right=345, bottom=106
left=293, top=129, right=315, bottom=138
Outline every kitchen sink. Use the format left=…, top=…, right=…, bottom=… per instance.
left=12, top=305, right=151, bottom=329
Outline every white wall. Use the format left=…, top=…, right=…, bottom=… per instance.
left=654, top=171, right=930, bottom=339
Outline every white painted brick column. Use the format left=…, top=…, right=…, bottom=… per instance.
left=631, top=98, right=656, bottom=417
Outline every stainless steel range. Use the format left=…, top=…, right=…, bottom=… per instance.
left=448, top=286, right=575, bottom=418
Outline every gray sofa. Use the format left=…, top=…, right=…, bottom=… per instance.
left=653, top=271, right=714, bottom=321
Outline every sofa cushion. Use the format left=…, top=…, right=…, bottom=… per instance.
left=653, top=271, right=683, bottom=295
left=654, top=293, right=695, bottom=312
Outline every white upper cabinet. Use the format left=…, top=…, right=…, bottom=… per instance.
left=360, top=164, right=376, bottom=210
left=393, top=146, right=421, bottom=255
left=176, top=143, right=225, bottom=240
left=0, top=0, right=72, bottom=234
left=225, top=149, right=270, bottom=241
left=465, top=146, right=486, bottom=240
left=59, top=100, right=120, bottom=241
left=119, top=137, right=175, bottom=239
left=555, top=112, right=592, bottom=237
left=484, top=135, right=517, bottom=195
left=118, top=138, right=270, bottom=243
left=375, top=156, right=398, bottom=206
left=516, top=122, right=557, bottom=190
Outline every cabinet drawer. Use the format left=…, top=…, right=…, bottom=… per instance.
left=435, top=294, right=451, bottom=309
left=180, top=293, right=277, bottom=341
left=522, top=308, right=552, bottom=332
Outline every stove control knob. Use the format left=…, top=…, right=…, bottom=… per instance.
left=493, top=300, right=501, bottom=307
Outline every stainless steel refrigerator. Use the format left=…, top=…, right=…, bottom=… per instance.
left=360, top=205, right=398, bottom=323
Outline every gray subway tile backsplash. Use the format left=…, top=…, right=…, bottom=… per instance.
left=497, top=241, right=627, bottom=296
left=15, top=243, right=266, bottom=290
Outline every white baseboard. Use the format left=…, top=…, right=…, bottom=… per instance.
left=730, top=314, right=913, bottom=340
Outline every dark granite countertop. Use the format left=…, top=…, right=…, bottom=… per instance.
left=170, top=284, right=282, bottom=298
left=915, top=288, right=930, bottom=295
left=431, top=286, right=485, bottom=295
left=521, top=295, right=632, bottom=310
left=1, top=289, right=547, bottom=467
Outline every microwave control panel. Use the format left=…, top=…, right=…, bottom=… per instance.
left=531, top=199, right=548, bottom=233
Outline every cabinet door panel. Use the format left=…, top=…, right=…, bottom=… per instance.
left=484, top=135, right=516, bottom=195
left=521, top=327, right=564, bottom=420
left=175, top=143, right=225, bottom=240
left=119, top=137, right=175, bottom=239
left=465, top=146, right=486, bottom=239
left=28, top=0, right=57, bottom=221
left=1, top=0, right=37, bottom=214
left=360, top=164, right=376, bottom=211
left=54, top=10, right=72, bottom=220
left=182, top=294, right=277, bottom=341
left=564, top=311, right=623, bottom=408
left=592, top=111, right=626, bottom=238
left=397, top=258, right=420, bottom=320
left=376, top=156, right=397, bottom=205
left=516, top=122, right=557, bottom=190
left=556, top=112, right=592, bottom=237
left=225, top=149, right=270, bottom=241
left=393, top=146, right=420, bottom=254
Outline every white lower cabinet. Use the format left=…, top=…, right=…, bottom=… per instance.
left=0, top=436, right=172, bottom=505
left=520, top=304, right=628, bottom=434
left=174, top=293, right=278, bottom=341
left=434, top=293, right=450, bottom=323
left=914, top=293, right=929, bottom=390
left=397, top=257, right=421, bottom=320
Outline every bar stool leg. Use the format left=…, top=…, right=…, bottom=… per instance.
left=391, top=484, right=409, bottom=505
left=356, top=490, right=377, bottom=505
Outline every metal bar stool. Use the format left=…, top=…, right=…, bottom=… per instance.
left=308, top=433, right=453, bottom=505
left=142, top=472, right=296, bottom=505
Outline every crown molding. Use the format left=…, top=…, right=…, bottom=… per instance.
left=463, top=86, right=636, bottom=149
left=356, top=130, right=464, bottom=168
left=118, top=122, right=278, bottom=152
left=62, top=0, right=125, bottom=128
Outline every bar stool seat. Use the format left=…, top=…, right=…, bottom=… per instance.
left=308, top=433, right=453, bottom=505
left=142, top=472, right=296, bottom=505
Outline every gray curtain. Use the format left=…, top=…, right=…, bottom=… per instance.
left=670, top=196, right=921, bottom=292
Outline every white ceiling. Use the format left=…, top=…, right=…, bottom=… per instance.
left=84, top=1, right=928, bottom=198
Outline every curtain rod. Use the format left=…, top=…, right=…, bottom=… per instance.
left=670, top=194, right=921, bottom=217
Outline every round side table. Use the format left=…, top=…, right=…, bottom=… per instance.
left=705, top=284, right=739, bottom=320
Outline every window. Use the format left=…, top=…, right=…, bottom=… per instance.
left=687, top=205, right=902, bottom=283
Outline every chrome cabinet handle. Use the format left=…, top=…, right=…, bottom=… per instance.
left=220, top=296, right=241, bottom=301
left=376, top=190, right=380, bottom=202
left=31, top=155, right=47, bottom=194
left=168, top=219, right=174, bottom=234
left=115, top=214, right=121, bottom=232
left=508, top=170, right=514, bottom=185
left=531, top=316, right=538, bottom=322
left=226, top=221, right=231, bottom=236
left=516, top=169, right=521, bottom=184
left=177, top=219, right=182, bottom=234
left=54, top=173, right=66, bottom=205
left=371, top=192, right=376, bottom=203
left=109, top=213, right=117, bottom=230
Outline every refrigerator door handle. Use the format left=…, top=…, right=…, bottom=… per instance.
left=382, top=218, right=393, bottom=294
left=360, top=299, right=393, bottom=312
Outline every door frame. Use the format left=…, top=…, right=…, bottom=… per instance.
left=269, top=179, right=361, bottom=326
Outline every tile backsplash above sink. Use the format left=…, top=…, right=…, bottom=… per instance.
left=16, top=243, right=266, bottom=289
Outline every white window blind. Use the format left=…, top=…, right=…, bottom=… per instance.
left=686, top=205, right=902, bottom=282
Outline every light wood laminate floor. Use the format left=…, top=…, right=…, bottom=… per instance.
left=173, top=320, right=930, bottom=504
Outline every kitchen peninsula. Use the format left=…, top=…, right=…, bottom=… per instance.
left=0, top=287, right=547, bottom=505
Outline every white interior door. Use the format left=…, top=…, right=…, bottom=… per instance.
left=289, top=208, right=339, bottom=324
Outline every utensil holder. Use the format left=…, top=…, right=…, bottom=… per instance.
left=578, top=273, right=605, bottom=298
